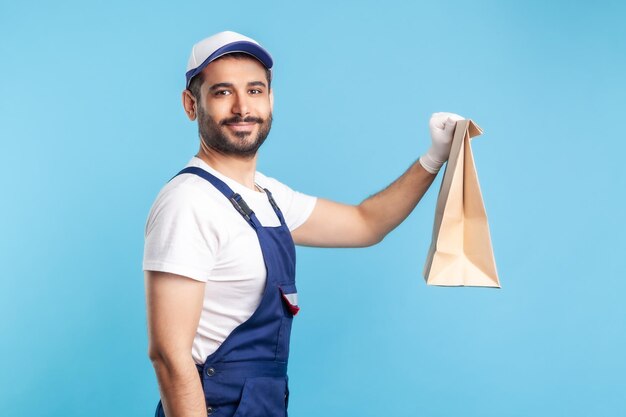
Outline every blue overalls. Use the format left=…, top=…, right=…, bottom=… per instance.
left=155, top=166, right=300, bottom=417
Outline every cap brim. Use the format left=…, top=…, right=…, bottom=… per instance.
left=185, top=41, right=273, bottom=88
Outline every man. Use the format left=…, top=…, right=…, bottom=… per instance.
left=144, top=31, right=462, bottom=417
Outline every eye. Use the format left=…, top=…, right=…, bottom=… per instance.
left=249, top=89, right=263, bottom=95
left=214, top=90, right=231, bottom=96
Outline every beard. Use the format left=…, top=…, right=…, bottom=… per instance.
left=197, top=105, right=272, bottom=158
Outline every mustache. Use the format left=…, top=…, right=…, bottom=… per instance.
left=220, top=116, right=264, bottom=125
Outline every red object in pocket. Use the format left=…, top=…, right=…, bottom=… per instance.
left=279, top=288, right=300, bottom=316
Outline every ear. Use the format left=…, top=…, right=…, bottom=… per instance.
left=269, top=88, right=274, bottom=113
left=182, top=89, right=197, bottom=121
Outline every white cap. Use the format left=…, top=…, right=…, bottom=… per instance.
left=185, top=31, right=273, bottom=88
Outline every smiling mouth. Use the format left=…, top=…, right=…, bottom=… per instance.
left=226, top=123, right=256, bottom=132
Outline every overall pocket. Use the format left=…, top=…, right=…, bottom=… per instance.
left=278, top=284, right=299, bottom=316
left=232, top=376, right=288, bottom=417
left=276, top=284, right=298, bottom=361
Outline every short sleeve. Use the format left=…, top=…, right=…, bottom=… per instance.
left=143, top=183, right=219, bottom=282
left=259, top=176, right=317, bottom=231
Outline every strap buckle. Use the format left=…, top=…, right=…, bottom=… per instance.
left=230, top=193, right=254, bottom=222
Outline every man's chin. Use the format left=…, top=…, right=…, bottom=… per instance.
left=221, top=135, right=263, bottom=155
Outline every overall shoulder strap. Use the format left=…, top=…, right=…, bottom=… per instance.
left=172, top=167, right=258, bottom=229
left=262, top=188, right=287, bottom=227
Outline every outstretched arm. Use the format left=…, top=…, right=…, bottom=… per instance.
left=291, top=112, right=463, bottom=248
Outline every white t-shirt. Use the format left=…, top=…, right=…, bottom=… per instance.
left=143, top=157, right=317, bottom=364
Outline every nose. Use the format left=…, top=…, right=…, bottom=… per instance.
left=231, top=93, right=250, bottom=117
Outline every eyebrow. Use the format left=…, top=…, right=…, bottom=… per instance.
left=247, top=81, right=267, bottom=88
left=208, top=81, right=267, bottom=91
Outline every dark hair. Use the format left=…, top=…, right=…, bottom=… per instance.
left=187, top=52, right=272, bottom=101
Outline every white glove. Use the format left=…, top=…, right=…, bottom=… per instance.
left=419, top=112, right=464, bottom=174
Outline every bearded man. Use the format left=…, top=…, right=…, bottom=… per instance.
left=144, top=31, right=462, bottom=417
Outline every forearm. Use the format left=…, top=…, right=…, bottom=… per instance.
left=151, top=354, right=207, bottom=417
left=292, top=113, right=460, bottom=248
left=357, top=158, right=436, bottom=243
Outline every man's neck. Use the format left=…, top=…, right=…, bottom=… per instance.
left=196, top=147, right=258, bottom=191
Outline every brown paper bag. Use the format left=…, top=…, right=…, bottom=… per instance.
left=423, top=119, right=500, bottom=288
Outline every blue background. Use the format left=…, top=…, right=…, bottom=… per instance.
left=1, top=0, right=625, bottom=416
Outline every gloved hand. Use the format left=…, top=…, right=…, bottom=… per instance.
left=419, top=112, right=464, bottom=174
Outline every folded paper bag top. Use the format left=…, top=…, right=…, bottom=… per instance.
left=423, top=119, right=500, bottom=288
